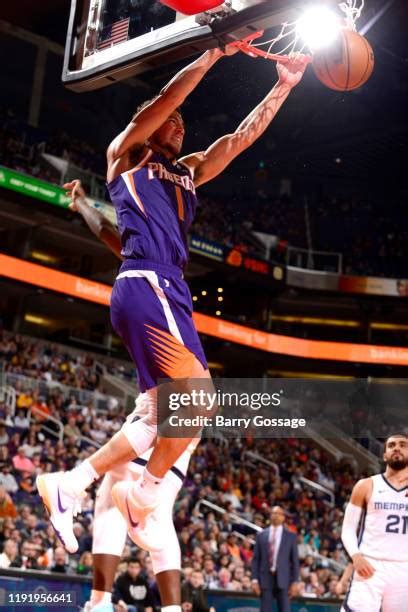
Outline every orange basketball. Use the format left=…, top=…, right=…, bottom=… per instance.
left=312, top=29, right=374, bottom=91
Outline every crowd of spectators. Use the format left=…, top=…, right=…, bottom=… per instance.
left=192, top=195, right=265, bottom=258
left=1, top=107, right=406, bottom=279
left=313, top=195, right=407, bottom=278
left=0, top=330, right=134, bottom=452
left=0, top=108, right=54, bottom=183
left=1, top=330, right=359, bottom=604
left=0, top=107, right=105, bottom=180
left=1, top=330, right=135, bottom=388
left=0, top=422, right=353, bottom=600
left=1, top=332, right=101, bottom=391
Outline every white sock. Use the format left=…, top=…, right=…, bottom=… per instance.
left=133, top=467, right=163, bottom=505
left=162, top=606, right=181, bottom=612
left=63, top=460, right=99, bottom=497
left=90, top=590, right=112, bottom=606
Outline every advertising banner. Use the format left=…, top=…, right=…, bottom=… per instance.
left=339, top=275, right=408, bottom=297
left=190, top=234, right=225, bottom=262
left=207, top=591, right=340, bottom=611
left=287, top=266, right=408, bottom=298
left=0, top=166, right=70, bottom=208
left=2, top=254, right=408, bottom=366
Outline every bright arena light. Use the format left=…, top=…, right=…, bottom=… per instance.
left=296, top=6, right=341, bottom=50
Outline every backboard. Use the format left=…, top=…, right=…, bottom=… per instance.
left=62, top=0, right=302, bottom=92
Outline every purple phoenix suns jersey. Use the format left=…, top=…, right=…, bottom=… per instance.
left=107, top=149, right=198, bottom=270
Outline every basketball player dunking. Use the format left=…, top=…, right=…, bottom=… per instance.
left=37, top=46, right=309, bottom=554
left=341, top=433, right=408, bottom=611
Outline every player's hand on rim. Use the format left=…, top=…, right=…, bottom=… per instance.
left=352, top=553, right=375, bottom=579
left=221, top=42, right=241, bottom=57
left=276, top=51, right=311, bottom=88
left=63, top=179, right=86, bottom=211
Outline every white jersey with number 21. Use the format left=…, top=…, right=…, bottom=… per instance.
left=359, top=473, right=408, bottom=561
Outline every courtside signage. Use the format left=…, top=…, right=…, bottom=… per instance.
left=193, top=313, right=408, bottom=366
left=0, top=166, right=70, bottom=208
left=2, top=253, right=408, bottom=366
left=0, top=167, right=117, bottom=224
left=190, top=235, right=224, bottom=261
left=287, top=266, right=408, bottom=298
left=0, top=254, right=111, bottom=306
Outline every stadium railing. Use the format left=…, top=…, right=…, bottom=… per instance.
left=100, top=371, right=138, bottom=412
left=298, top=476, right=335, bottom=507
left=244, top=450, right=335, bottom=505
left=5, top=372, right=115, bottom=416
left=304, top=425, right=348, bottom=463
left=75, top=434, right=101, bottom=450
left=286, top=245, right=343, bottom=273
left=243, top=450, right=280, bottom=478
left=315, top=421, right=380, bottom=472
left=40, top=146, right=107, bottom=202
left=28, top=405, right=64, bottom=442
left=0, top=384, right=16, bottom=414
left=197, top=499, right=262, bottom=534
left=2, top=330, right=136, bottom=384
left=363, top=433, right=384, bottom=457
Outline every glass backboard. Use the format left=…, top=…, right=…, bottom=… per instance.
left=62, top=0, right=301, bottom=92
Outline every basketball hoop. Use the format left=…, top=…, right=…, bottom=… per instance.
left=230, top=30, right=295, bottom=63
left=231, top=0, right=365, bottom=63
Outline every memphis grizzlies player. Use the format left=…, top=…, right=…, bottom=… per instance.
left=341, top=433, right=408, bottom=611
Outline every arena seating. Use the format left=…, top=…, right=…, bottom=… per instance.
left=1, top=331, right=360, bottom=598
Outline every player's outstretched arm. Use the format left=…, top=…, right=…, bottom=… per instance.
left=107, top=48, right=236, bottom=163
left=341, top=478, right=375, bottom=579
left=180, top=53, right=310, bottom=187
left=64, top=180, right=122, bottom=260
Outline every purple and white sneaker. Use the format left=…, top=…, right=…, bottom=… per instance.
left=36, top=472, right=82, bottom=554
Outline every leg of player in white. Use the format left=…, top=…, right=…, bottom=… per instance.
left=83, top=391, right=196, bottom=611
left=83, top=453, right=187, bottom=612
left=341, top=433, right=408, bottom=612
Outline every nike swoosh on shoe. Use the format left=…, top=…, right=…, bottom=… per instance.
left=125, top=493, right=139, bottom=528
left=57, top=487, right=68, bottom=513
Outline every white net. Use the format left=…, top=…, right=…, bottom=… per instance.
left=238, top=0, right=365, bottom=60
left=339, top=0, right=365, bottom=31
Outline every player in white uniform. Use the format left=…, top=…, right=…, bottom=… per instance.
left=341, top=433, right=408, bottom=612
left=84, top=393, right=197, bottom=612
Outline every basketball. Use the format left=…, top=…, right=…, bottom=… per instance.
left=312, top=29, right=374, bottom=91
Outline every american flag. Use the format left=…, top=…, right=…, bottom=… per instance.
left=97, top=18, right=130, bottom=51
